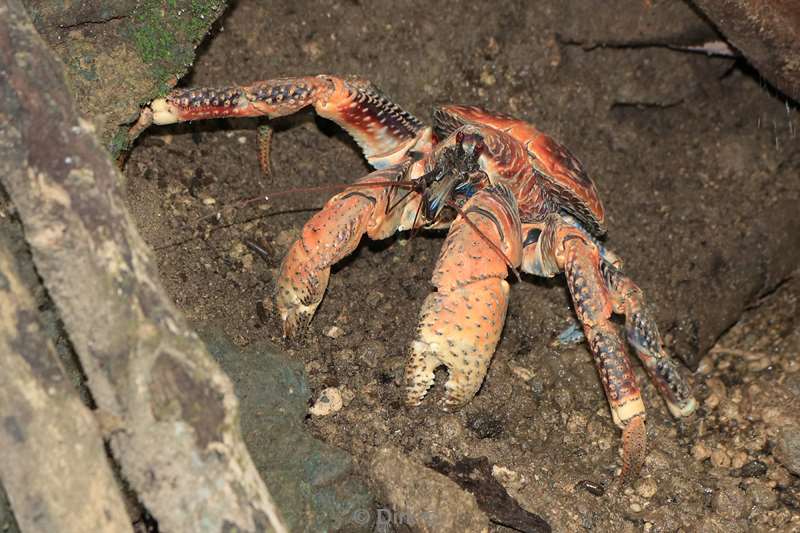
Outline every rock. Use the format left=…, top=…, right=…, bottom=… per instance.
left=466, top=412, right=504, bottom=439
left=773, top=426, right=800, bottom=475
left=692, top=442, right=712, bottom=461
left=324, top=325, right=345, bottom=339
left=711, top=486, right=750, bottom=520
left=310, top=387, right=344, bottom=416
left=355, top=339, right=386, bottom=368
left=635, top=478, right=658, bottom=499
left=200, top=329, right=373, bottom=532
left=735, top=460, right=768, bottom=478
left=369, top=447, right=489, bottom=533
left=710, top=448, right=731, bottom=468
left=0, top=483, right=20, bottom=533
left=746, top=482, right=778, bottom=510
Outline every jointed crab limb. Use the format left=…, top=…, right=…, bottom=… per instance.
left=602, top=263, right=697, bottom=418
left=149, top=75, right=431, bottom=169
left=276, top=162, right=423, bottom=336
left=406, top=185, right=522, bottom=408
left=562, top=234, right=647, bottom=482
left=257, top=124, right=274, bottom=177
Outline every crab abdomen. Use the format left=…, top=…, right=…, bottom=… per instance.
left=434, top=105, right=606, bottom=234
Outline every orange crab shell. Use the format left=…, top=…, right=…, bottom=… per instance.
left=437, top=105, right=607, bottom=235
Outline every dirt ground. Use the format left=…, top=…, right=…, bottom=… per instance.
left=124, top=1, right=800, bottom=530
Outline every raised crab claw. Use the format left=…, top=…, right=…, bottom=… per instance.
left=145, top=74, right=697, bottom=482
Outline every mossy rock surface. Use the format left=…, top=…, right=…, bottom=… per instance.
left=23, top=0, right=227, bottom=156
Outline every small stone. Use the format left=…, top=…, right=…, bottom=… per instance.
left=439, top=414, right=464, bottom=441
left=301, top=40, right=323, bottom=60
left=467, top=412, right=504, bottom=439
left=629, top=502, right=642, bottom=513
left=730, top=451, right=748, bottom=469
left=635, top=478, right=658, bottom=499
left=746, top=481, right=778, bottom=510
left=479, top=68, right=496, bottom=87
left=324, top=325, right=344, bottom=339
left=485, top=36, right=500, bottom=58
left=692, top=442, right=712, bottom=461
left=202, top=196, right=216, bottom=205
left=355, top=339, right=386, bottom=368
left=309, top=387, right=343, bottom=416
left=711, top=448, right=731, bottom=468
left=773, top=426, right=800, bottom=475
left=510, top=365, right=533, bottom=381
left=711, top=486, right=749, bottom=519
left=704, top=393, right=720, bottom=410
left=492, top=465, right=525, bottom=491
left=737, top=460, right=768, bottom=478
left=240, top=254, right=254, bottom=272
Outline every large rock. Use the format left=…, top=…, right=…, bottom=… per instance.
left=201, top=329, right=373, bottom=533
left=369, top=447, right=489, bottom=533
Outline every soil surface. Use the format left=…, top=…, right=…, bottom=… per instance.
left=124, top=1, right=800, bottom=530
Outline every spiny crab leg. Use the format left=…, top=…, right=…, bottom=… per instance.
left=561, top=232, right=648, bottom=482
left=602, top=263, right=697, bottom=418
left=540, top=220, right=696, bottom=483
left=147, top=75, right=432, bottom=169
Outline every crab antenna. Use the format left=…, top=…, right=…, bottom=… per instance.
left=445, top=200, right=521, bottom=283
left=194, top=179, right=420, bottom=225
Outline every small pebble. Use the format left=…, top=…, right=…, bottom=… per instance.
left=629, top=502, right=642, bottom=513
left=692, top=442, right=712, bottom=461
left=711, top=486, right=750, bottom=519
left=704, top=393, right=720, bottom=410
left=324, top=325, right=345, bottom=339
left=737, top=460, right=768, bottom=478
left=492, top=465, right=525, bottom=491
left=730, top=451, right=748, bottom=469
left=635, top=478, right=658, bottom=499
left=711, top=448, right=731, bottom=468
left=309, top=387, right=343, bottom=416
left=773, top=426, right=800, bottom=475
left=746, top=481, right=778, bottom=509
left=576, top=480, right=605, bottom=497
left=202, top=197, right=216, bottom=205
left=479, top=69, right=496, bottom=86
left=510, top=365, right=534, bottom=381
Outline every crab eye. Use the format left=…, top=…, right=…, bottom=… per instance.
left=523, top=228, right=541, bottom=247
left=456, top=130, right=465, bottom=144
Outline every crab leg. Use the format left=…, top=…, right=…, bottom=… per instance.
left=602, top=263, right=697, bottom=418
left=276, top=161, right=423, bottom=337
left=561, top=232, right=646, bottom=482
left=406, top=185, right=522, bottom=408
left=149, top=75, right=431, bottom=169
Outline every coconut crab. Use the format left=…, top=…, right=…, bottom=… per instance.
left=143, top=74, right=696, bottom=481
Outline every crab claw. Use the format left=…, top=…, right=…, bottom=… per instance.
left=405, top=184, right=522, bottom=408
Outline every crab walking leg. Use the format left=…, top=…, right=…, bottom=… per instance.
left=149, top=75, right=431, bottom=169
left=276, top=162, right=423, bottom=337
left=407, top=185, right=522, bottom=408
left=562, top=234, right=647, bottom=482
left=602, top=263, right=697, bottom=418
left=257, top=124, right=274, bottom=177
